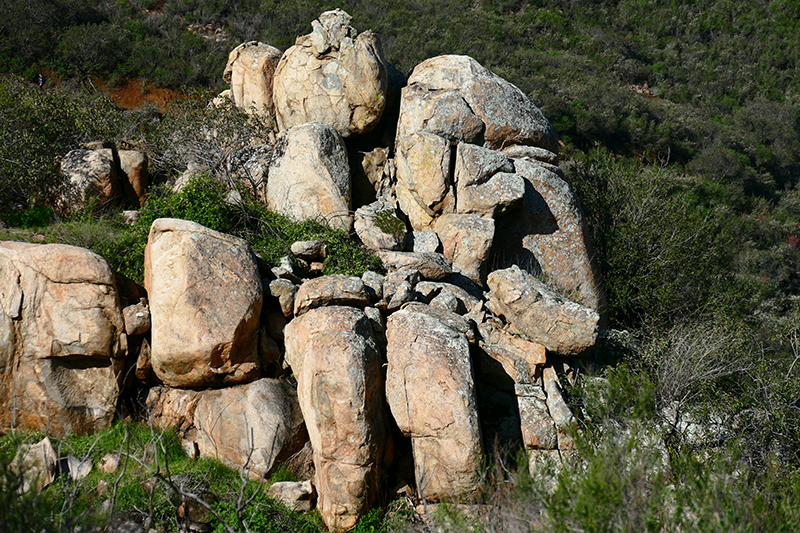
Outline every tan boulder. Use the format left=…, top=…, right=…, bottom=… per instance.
left=268, top=480, right=317, bottom=512
left=267, top=122, right=353, bottom=232
left=386, top=306, right=484, bottom=501
left=487, top=266, right=599, bottom=357
left=284, top=306, right=387, bottom=531
left=147, top=379, right=305, bottom=478
left=57, top=148, right=121, bottom=214
left=493, top=159, right=604, bottom=310
left=0, top=242, right=126, bottom=436
left=118, top=150, right=149, bottom=208
left=398, top=55, right=558, bottom=152
left=395, top=131, right=453, bottom=225
left=223, top=41, right=282, bottom=116
left=144, top=219, right=262, bottom=388
left=273, top=9, right=388, bottom=137
left=122, top=300, right=150, bottom=336
left=434, top=213, right=495, bottom=285
left=293, top=275, right=370, bottom=316
left=454, top=143, right=524, bottom=217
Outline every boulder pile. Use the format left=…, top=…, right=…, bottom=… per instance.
left=2, top=9, right=605, bottom=531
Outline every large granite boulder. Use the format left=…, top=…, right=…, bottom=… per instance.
left=144, top=219, right=262, bottom=388
left=273, top=9, right=388, bottom=138
left=397, top=55, right=558, bottom=152
left=487, top=266, right=599, bottom=357
left=0, top=242, right=126, bottom=436
left=267, top=122, right=353, bottom=231
left=147, top=379, right=307, bottom=478
left=223, top=41, right=283, bottom=116
left=386, top=305, right=484, bottom=501
left=284, top=306, right=387, bottom=531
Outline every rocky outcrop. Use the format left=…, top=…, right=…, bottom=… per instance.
left=223, top=41, right=282, bottom=116
left=267, top=122, right=353, bottom=231
left=0, top=242, right=126, bottom=436
left=386, top=305, right=484, bottom=501
left=144, top=218, right=262, bottom=388
left=273, top=9, right=388, bottom=138
left=284, top=306, right=387, bottom=531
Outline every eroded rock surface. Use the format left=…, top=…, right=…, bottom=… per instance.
left=273, top=9, right=388, bottom=137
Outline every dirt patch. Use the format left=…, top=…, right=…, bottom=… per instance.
left=104, top=79, right=183, bottom=111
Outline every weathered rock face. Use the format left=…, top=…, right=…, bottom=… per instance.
left=267, top=122, right=353, bottom=231
left=386, top=306, right=484, bottom=501
left=147, top=379, right=307, bottom=478
left=395, top=131, right=453, bottom=229
left=0, top=242, right=126, bottom=436
left=397, top=55, right=558, bottom=152
left=144, top=218, right=262, bottom=388
left=493, top=158, right=604, bottom=310
left=487, top=266, right=599, bottom=357
left=273, top=9, right=388, bottom=138
left=57, top=148, right=121, bottom=214
left=223, top=41, right=283, bottom=116
left=284, top=306, right=387, bottom=531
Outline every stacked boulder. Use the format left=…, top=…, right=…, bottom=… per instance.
left=0, top=9, right=608, bottom=532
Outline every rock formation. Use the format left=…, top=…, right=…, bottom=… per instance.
left=2, top=9, right=611, bottom=531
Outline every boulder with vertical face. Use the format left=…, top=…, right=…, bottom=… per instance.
left=223, top=41, right=283, bottom=117
left=284, top=306, right=387, bottom=531
left=144, top=218, right=263, bottom=388
left=386, top=305, right=484, bottom=501
left=0, top=242, right=126, bottom=437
